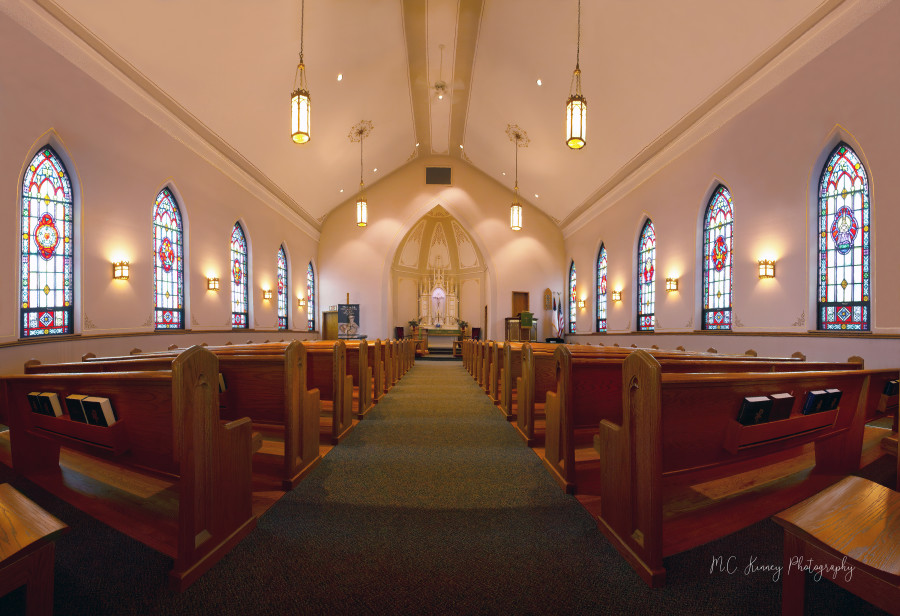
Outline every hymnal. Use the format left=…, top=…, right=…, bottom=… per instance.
left=737, top=396, right=772, bottom=426
left=218, top=372, right=227, bottom=393
left=769, top=393, right=795, bottom=421
left=65, top=394, right=90, bottom=423
left=38, top=392, right=63, bottom=417
left=802, top=390, right=829, bottom=415
left=884, top=380, right=899, bottom=397
left=82, top=397, right=118, bottom=427
left=824, top=389, right=843, bottom=411
left=27, top=392, right=43, bottom=414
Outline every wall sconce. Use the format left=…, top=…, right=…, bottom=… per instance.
left=758, top=259, right=776, bottom=279
left=112, top=261, right=130, bottom=280
left=263, top=289, right=273, bottom=301
left=611, top=289, right=622, bottom=302
left=665, top=277, right=678, bottom=292
left=577, top=298, right=586, bottom=309
left=207, top=277, right=220, bottom=291
left=298, top=297, right=307, bottom=308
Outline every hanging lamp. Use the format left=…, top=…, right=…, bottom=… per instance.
left=349, top=121, right=374, bottom=227
left=506, top=124, right=529, bottom=231
left=290, top=0, right=311, bottom=144
left=565, top=0, right=586, bottom=149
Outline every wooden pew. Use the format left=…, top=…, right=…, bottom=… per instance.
left=480, top=340, right=494, bottom=393
left=595, top=349, right=898, bottom=587
left=499, top=342, right=525, bottom=421
left=303, top=341, right=355, bottom=445
left=472, top=341, right=484, bottom=385
left=366, top=338, right=385, bottom=404
left=39, top=344, right=324, bottom=490
left=344, top=340, right=373, bottom=419
left=2, top=346, right=257, bottom=591
left=514, top=342, right=559, bottom=445
left=488, top=341, right=505, bottom=404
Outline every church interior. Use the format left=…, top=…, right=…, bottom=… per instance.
left=1, top=0, right=899, bottom=614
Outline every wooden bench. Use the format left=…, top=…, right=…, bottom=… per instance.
left=773, top=475, right=900, bottom=616
left=513, top=342, right=559, bottom=445
left=344, top=340, right=373, bottom=419
left=366, top=339, right=385, bottom=403
left=499, top=342, right=525, bottom=421
left=3, top=346, right=257, bottom=591
left=480, top=340, right=494, bottom=392
left=487, top=341, right=505, bottom=404
left=595, top=349, right=898, bottom=587
left=35, top=342, right=323, bottom=491
left=542, top=345, right=869, bottom=494
left=303, top=341, right=355, bottom=445
left=0, top=483, right=68, bottom=616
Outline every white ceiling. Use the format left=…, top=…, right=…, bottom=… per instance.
left=45, top=0, right=832, bottom=228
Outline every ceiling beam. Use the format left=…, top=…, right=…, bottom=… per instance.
left=449, top=0, right=484, bottom=158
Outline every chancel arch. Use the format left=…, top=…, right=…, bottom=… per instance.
left=391, top=205, right=487, bottom=339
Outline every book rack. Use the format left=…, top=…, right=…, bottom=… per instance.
left=723, top=408, right=838, bottom=454
left=27, top=412, right=129, bottom=455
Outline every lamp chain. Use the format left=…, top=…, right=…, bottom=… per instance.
left=575, top=0, right=581, bottom=69
left=299, top=0, right=305, bottom=63
left=514, top=134, right=519, bottom=193
left=360, top=133, right=364, bottom=187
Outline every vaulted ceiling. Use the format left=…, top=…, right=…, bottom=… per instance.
left=41, top=0, right=836, bottom=230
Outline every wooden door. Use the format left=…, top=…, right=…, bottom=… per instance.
left=512, top=292, right=529, bottom=317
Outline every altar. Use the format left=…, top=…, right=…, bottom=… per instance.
left=421, top=328, right=461, bottom=351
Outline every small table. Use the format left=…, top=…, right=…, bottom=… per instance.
left=0, top=483, right=69, bottom=616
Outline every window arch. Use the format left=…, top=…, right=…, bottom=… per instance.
left=817, top=143, right=870, bottom=330
left=153, top=188, right=184, bottom=330
left=21, top=146, right=74, bottom=337
left=306, top=262, right=316, bottom=331
left=596, top=245, right=607, bottom=332
left=231, top=223, right=249, bottom=329
left=637, top=219, right=655, bottom=332
left=277, top=245, right=288, bottom=330
left=702, top=185, right=734, bottom=330
left=568, top=261, right=577, bottom=334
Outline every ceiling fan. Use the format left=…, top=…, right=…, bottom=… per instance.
left=432, top=44, right=449, bottom=101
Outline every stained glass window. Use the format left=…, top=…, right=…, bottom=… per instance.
left=702, top=185, right=734, bottom=330
left=153, top=188, right=184, bottom=330
left=306, top=262, right=315, bottom=331
left=277, top=246, right=288, bottom=330
left=596, top=245, right=607, bottom=332
left=567, top=262, right=577, bottom=334
left=637, top=219, right=655, bottom=332
left=817, top=143, right=870, bottom=330
left=21, top=146, right=74, bottom=337
left=231, top=223, right=249, bottom=329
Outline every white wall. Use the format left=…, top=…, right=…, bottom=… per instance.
left=563, top=2, right=900, bottom=368
left=318, top=156, right=566, bottom=340
left=0, top=13, right=319, bottom=373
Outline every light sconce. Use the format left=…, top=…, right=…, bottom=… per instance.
left=263, top=289, right=273, bottom=301
left=207, top=277, right=220, bottom=291
left=577, top=298, right=586, bottom=309
left=112, top=261, right=129, bottom=280
left=611, top=289, right=622, bottom=302
left=758, top=259, right=776, bottom=279
left=665, top=277, right=678, bottom=292
left=298, top=297, right=307, bottom=308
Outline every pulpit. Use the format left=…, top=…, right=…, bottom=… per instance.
left=505, top=316, right=538, bottom=342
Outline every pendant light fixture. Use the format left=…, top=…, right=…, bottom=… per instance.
left=349, top=121, right=374, bottom=227
left=290, top=0, right=311, bottom=144
left=565, top=0, right=586, bottom=149
left=506, top=124, right=529, bottom=231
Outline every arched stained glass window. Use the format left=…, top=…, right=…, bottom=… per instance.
left=568, top=261, right=577, bottom=334
left=596, top=245, right=607, bottom=333
left=231, top=223, right=249, bottom=329
left=277, top=246, right=288, bottom=330
left=21, top=146, right=74, bottom=337
left=153, top=188, right=184, bottom=330
left=306, top=262, right=315, bottom=331
left=702, top=185, right=734, bottom=330
left=637, top=219, right=655, bottom=332
left=817, top=143, right=870, bottom=330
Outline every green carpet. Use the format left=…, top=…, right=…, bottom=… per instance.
left=0, top=362, right=889, bottom=615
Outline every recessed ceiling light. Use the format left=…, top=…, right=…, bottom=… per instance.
left=501, top=172, right=506, bottom=176
left=337, top=74, right=343, bottom=81
left=459, top=144, right=464, bottom=149
left=373, top=168, right=378, bottom=172
left=340, top=189, right=344, bottom=193
left=534, top=194, right=539, bottom=198
left=415, top=142, right=420, bottom=147
left=536, top=79, right=542, bottom=86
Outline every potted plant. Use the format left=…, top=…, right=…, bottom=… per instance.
left=408, top=318, right=421, bottom=337
left=455, top=319, right=468, bottom=339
